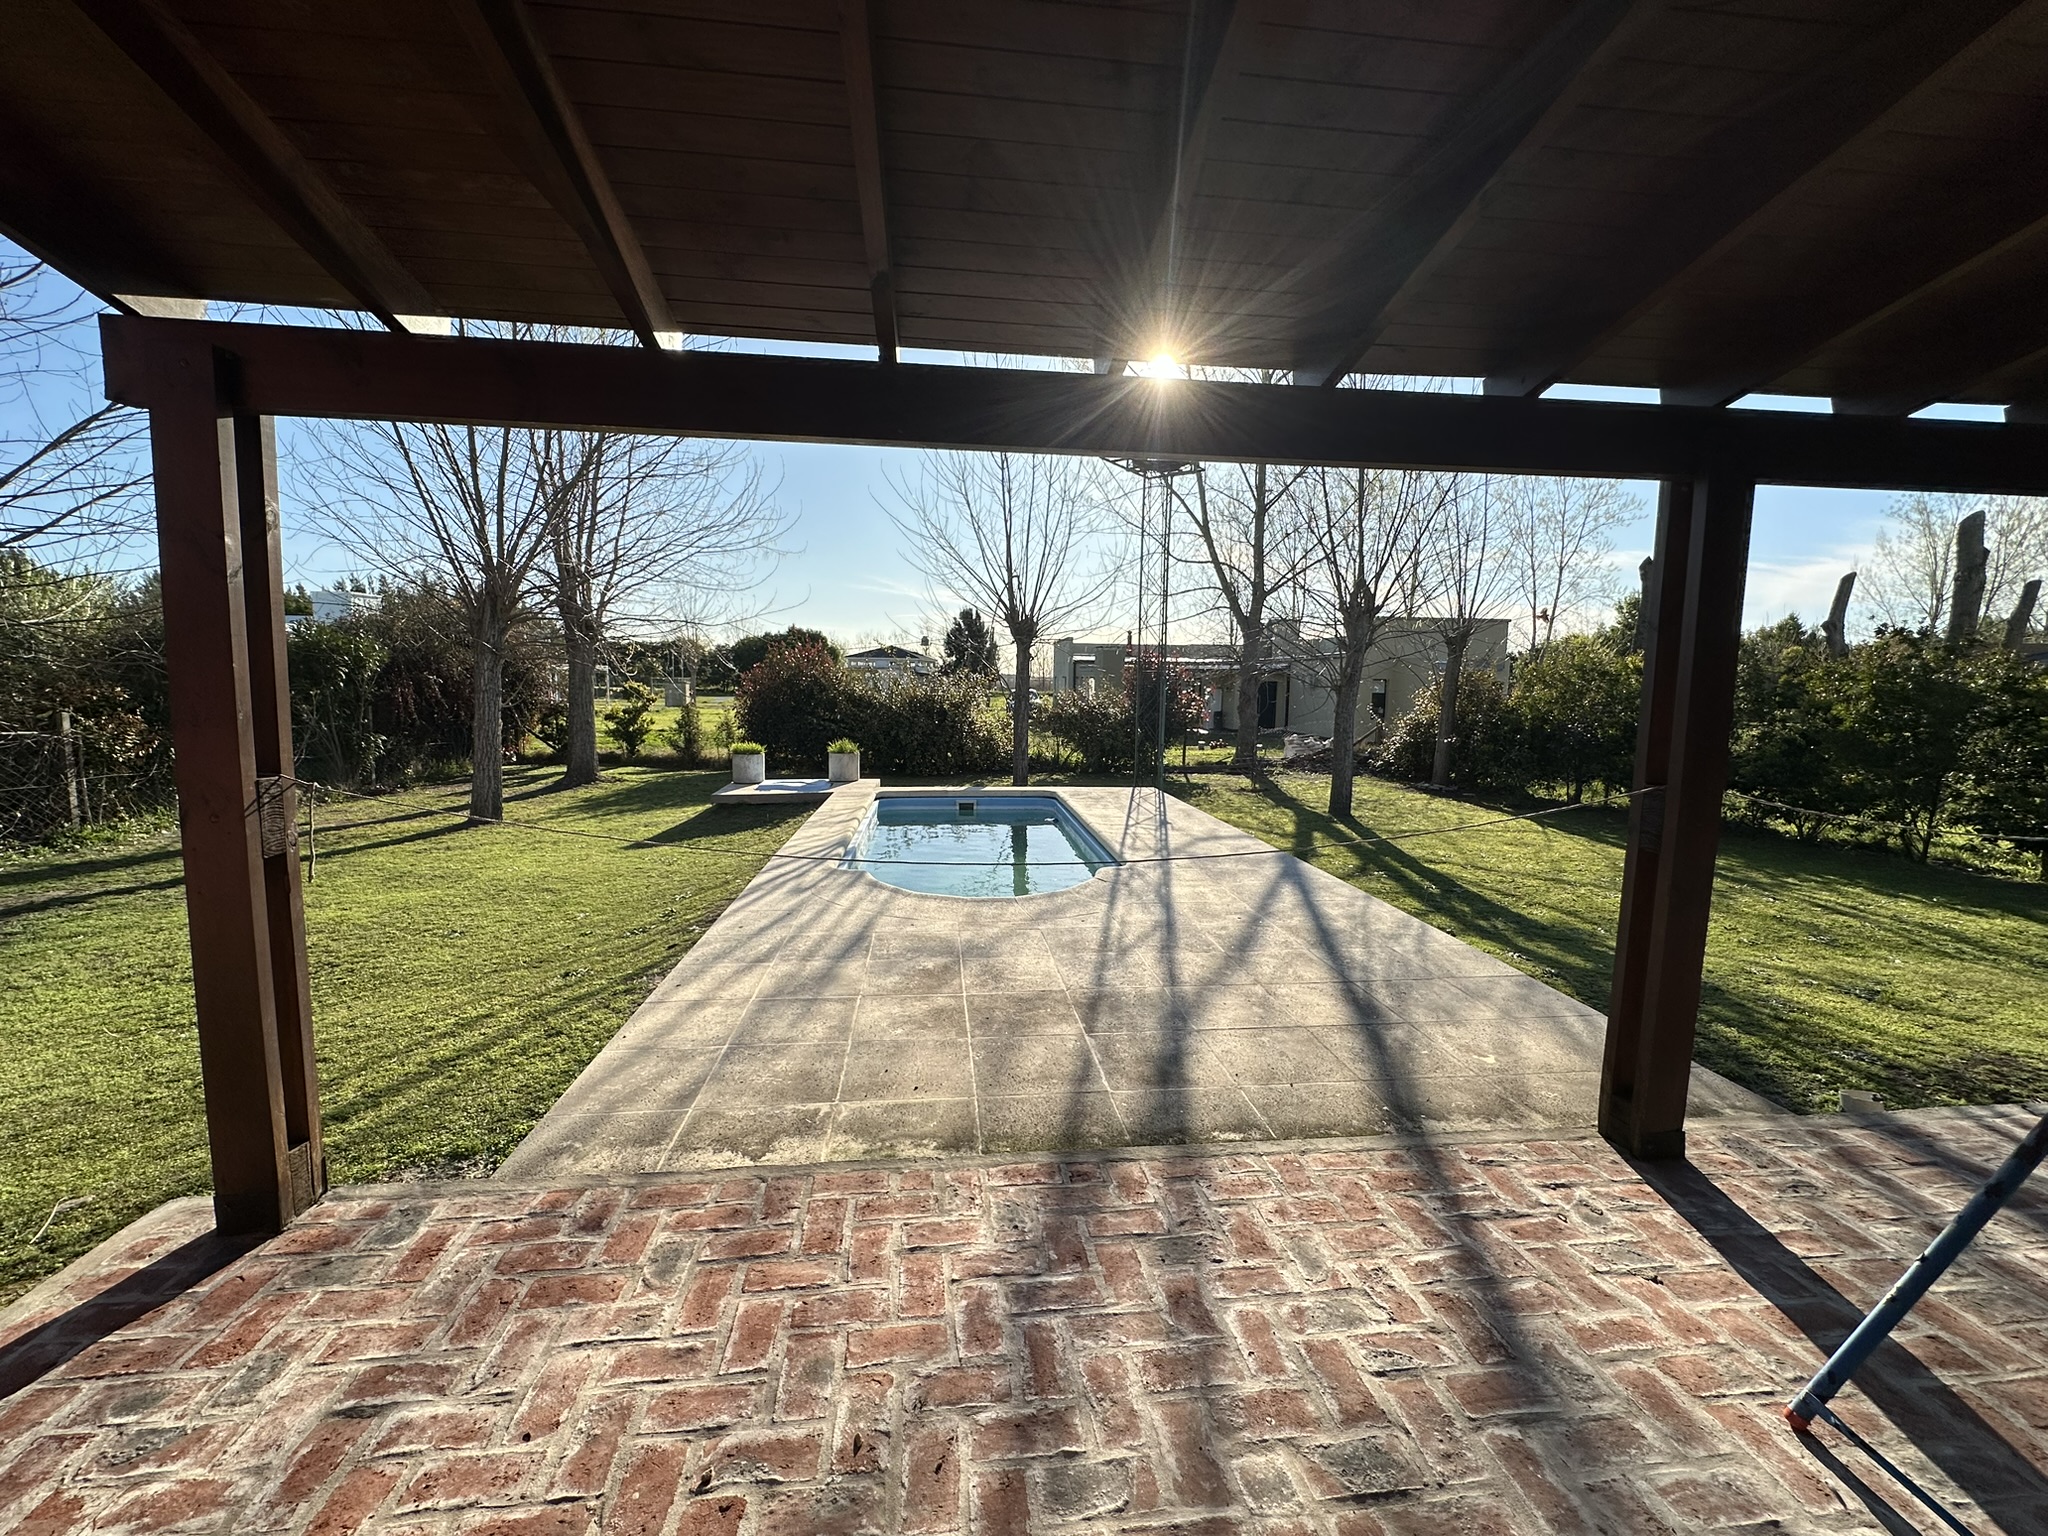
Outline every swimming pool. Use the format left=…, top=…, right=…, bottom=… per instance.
left=842, top=795, right=1117, bottom=897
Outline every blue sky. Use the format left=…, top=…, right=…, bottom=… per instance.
left=6, top=239, right=1932, bottom=647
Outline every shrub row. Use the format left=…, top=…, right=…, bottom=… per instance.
left=735, top=641, right=1008, bottom=775
left=1374, top=619, right=2048, bottom=869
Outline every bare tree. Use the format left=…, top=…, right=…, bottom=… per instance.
left=890, top=453, right=1112, bottom=784
left=1860, top=492, right=2048, bottom=636
left=542, top=432, right=781, bottom=786
left=1, top=255, right=150, bottom=577
left=316, top=421, right=577, bottom=823
left=1505, top=476, right=1637, bottom=654
left=1983, top=495, right=2048, bottom=635
left=1177, top=461, right=1314, bottom=773
left=1285, top=468, right=1449, bottom=818
left=1426, top=476, right=1517, bottom=787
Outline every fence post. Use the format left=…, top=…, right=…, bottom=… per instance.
left=58, top=710, right=81, bottom=829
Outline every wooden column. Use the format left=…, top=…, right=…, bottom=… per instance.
left=150, top=338, right=324, bottom=1234
left=1600, top=470, right=1754, bottom=1159
left=233, top=413, right=323, bottom=1207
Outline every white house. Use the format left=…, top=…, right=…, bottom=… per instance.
left=310, top=588, right=375, bottom=624
left=1049, top=619, right=1512, bottom=741
left=846, top=644, right=936, bottom=678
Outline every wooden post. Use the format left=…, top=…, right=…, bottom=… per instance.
left=234, top=412, right=324, bottom=1212
left=58, top=710, right=81, bottom=829
left=149, top=337, right=323, bottom=1234
left=1600, top=471, right=1754, bottom=1159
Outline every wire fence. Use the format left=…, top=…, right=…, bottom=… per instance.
left=0, top=720, right=175, bottom=844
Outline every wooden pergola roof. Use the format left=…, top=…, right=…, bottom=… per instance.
left=7, top=0, right=2048, bottom=413
left=10, top=2, right=2048, bottom=1233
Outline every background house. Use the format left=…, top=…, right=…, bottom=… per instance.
left=845, top=643, right=937, bottom=679
left=1050, top=619, right=1511, bottom=741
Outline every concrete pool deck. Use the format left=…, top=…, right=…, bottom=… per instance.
left=500, top=784, right=1777, bottom=1179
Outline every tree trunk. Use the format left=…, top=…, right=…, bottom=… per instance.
left=554, top=545, right=601, bottom=786
left=1233, top=625, right=1264, bottom=774
left=1328, top=638, right=1368, bottom=820
left=560, top=621, right=600, bottom=787
left=1947, top=510, right=1988, bottom=644
left=470, top=616, right=507, bottom=824
left=1011, top=634, right=1032, bottom=785
left=1431, top=629, right=1469, bottom=788
left=1822, top=570, right=1856, bottom=658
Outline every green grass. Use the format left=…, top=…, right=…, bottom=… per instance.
left=1183, top=771, right=2048, bottom=1119
left=6, top=757, right=2043, bottom=1307
left=0, top=766, right=802, bottom=1305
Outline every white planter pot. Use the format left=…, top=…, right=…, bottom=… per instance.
left=731, top=751, right=766, bottom=785
left=828, top=750, right=861, bottom=784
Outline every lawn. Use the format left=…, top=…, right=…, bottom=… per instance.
left=0, top=766, right=803, bottom=1305
left=5, top=758, right=2042, bottom=1308
left=1184, top=772, right=2048, bottom=1120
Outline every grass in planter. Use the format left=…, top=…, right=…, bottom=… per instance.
left=0, top=765, right=804, bottom=1304
left=1183, top=771, right=2048, bottom=1117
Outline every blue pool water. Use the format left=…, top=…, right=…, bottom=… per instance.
left=843, top=796, right=1117, bottom=897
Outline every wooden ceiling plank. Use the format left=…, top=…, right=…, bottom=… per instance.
left=445, top=0, right=677, bottom=347
left=70, top=0, right=436, bottom=328
left=1296, top=0, right=1638, bottom=387
left=841, top=0, right=897, bottom=361
left=1481, top=0, right=2030, bottom=399
left=1669, top=194, right=2048, bottom=410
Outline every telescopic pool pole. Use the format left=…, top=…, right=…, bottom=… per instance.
left=1785, top=1109, right=2048, bottom=1433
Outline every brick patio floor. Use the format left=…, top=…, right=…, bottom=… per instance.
left=5, top=1107, right=2048, bottom=1534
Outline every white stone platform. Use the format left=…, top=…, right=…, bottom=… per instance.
left=709, top=775, right=875, bottom=806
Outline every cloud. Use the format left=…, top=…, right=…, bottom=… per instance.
left=1742, top=546, right=1867, bottom=627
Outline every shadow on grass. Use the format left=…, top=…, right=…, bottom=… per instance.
left=1245, top=777, right=1621, bottom=1008
left=1, top=871, right=185, bottom=921
left=0, top=839, right=184, bottom=894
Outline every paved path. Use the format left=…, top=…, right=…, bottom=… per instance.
left=4, top=1108, right=2047, bottom=1533
left=504, top=786, right=1772, bottom=1180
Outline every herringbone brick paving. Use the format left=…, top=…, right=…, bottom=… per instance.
left=4, top=1109, right=2047, bottom=1534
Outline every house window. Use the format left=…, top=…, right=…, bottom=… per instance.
left=1371, top=679, right=1388, bottom=719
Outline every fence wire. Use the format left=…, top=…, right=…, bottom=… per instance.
left=0, top=723, right=175, bottom=844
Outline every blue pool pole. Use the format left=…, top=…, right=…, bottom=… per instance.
left=1786, top=1110, right=2048, bottom=1432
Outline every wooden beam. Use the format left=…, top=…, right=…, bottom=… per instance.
left=146, top=334, right=322, bottom=1234
left=1976, top=348, right=2048, bottom=417
left=1825, top=224, right=2048, bottom=416
left=72, top=0, right=435, bottom=330
left=1659, top=106, right=2048, bottom=408
left=1483, top=0, right=2027, bottom=399
left=1297, top=0, right=1637, bottom=387
left=1121, top=0, right=1255, bottom=359
left=840, top=0, right=896, bottom=362
left=1600, top=471, right=1754, bottom=1158
left=0, top=105, right=205, bottom=313
left=444, top=0, right=676, bottom=350
left=97, top=314, right=2048, bottom=495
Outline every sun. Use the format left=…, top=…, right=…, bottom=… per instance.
left=1141, top=350, right=1182, bottom=382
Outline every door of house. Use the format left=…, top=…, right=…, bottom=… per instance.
left=1257, top=678, right=1280, bottom=730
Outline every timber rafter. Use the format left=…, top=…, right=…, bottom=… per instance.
left=72, top=0, right=435, bottom=330
left=445, top=0, right=677, bottom=349
left=840, top=0, right=897, bottom=362
left=100, top=314, right=2048, bottom=495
